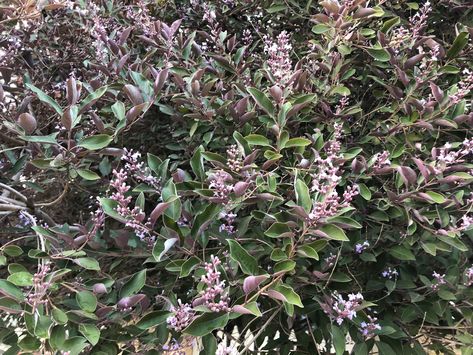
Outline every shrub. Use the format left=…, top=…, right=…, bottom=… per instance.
left=0, top=0, right=472, bottom=354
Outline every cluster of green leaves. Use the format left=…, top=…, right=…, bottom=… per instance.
left=0, top=0, right=472, bottom=354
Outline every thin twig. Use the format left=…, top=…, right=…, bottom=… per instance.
left=238, top=307, right=281, bottom=355
left=0, top=182, right=28, bottom=201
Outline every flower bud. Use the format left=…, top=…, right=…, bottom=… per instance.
left=17, top=113, right=37, bottom=134
left=93, top=283, right=108, bottom=294
left=299, top=158, right=310, bottom=169
left=233, top=181, right=249, bottom=197
left=269, top=85, right=283, bottom=103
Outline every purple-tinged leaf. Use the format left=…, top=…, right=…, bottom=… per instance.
left=243, top=275, right=268, bottom=294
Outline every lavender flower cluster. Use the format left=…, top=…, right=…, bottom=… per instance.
left=263, top=31, right=293, bottom=84
left=323, top=292, right=364, bottom=325
left=27, top=263, right=52, bottom=311
left=196, top=255, right=230, bottom=312
left=308, top=124, right=359, bottom=225
left=209, top=170, right=234, bottom=204
left=355, top=241, right=369, bottom=254
left=165, top=256, right=230, bottom=334
left=431, top=271, right=446, bottom=291
left=360, top=314, right=382, bottom=339
left=381, top=267, right=399, bottom=279
left=121, top=148, right=161, bottom=191
left=110, top=168, right=151, bottom=241
left=166, top=299, right=195, bottom=332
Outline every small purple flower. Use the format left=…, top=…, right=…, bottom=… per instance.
left=324, top=253, right=337, bottom=268
left=322, top=292, right=364, bottom=325
left=166, top=299, right=195, bottom=332
left=219, top=211, right=237, bottom=234
left=355, top=241, right=370, bottom=254
left=360, top=315, right=381, bottom=338
left=381, top=267, right=399, bottom=279
left=431, top=271, right=446, bottom=290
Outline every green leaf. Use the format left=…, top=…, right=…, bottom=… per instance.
left=0, top=297, right=21, bottom=313
left=319, top=224, right=349, bottom=241
left=447, top=32, right=469, bottom=59
left=18, top=335, right=41, bottom=351
left=201, top=151, right=227, bottom=164
left=190, top=146, right=205, bottom=180
left=79, top=324, right=100, bottom=346
left=389, top=245, right=416, bottom=261
left=111, top=101, right=126, bottom=121
left=381, top=17, right=400, bottom=33
left=180, top=256, right=201, bottom=278
left=50, top=325, right=66, bottom=350
left=245, top=134, right=272, bottom=147
left=367, top=47, right=391, bottom=62
left=4, top=245, right=23, bottom=256
left=330, top=85, right=351, bottom=96
left=21, top=132, right=59, bottom=144
left=265, top=222, right=293, bottom=238
left=297, top=245, right=319, bottom=260
left=79, top=86, right=108, bottom=112
left=274, top=260, right=296, bottom=273
left=247, top=87, right=275, bottom=116
left=120, top=269, right=146, bottom=298
left=424, top=191, right=447, bottom=204
left=99, top=197, right=127, bottom=223
left=74, top=257, right=100, bottom=271
left=76, top=291, right=97, bottom=312
left=136, top=310, right=172, bottom=329
left=152, top=238, right=178, bottom=262
left=377, top=341, right=397, bottom=355
left=184, top=312, right=229, bottom=336
left=343, top=147, right=363, bottom=159
left=227, top=239, right=259, bottom=275
left=271, top=248, right=287, bottom=261
left=266, top=4, right=287, bottom=13
left=331, top=325, right=346, bottom=355
left=271, top=283, right=303, bottom=308
left=77, top=134, right=113, bottom=150
left=201, top=334, right=218, bottom=355
left=238, top=301, right=262, bottom=317
left=26, top=83, right=63, bottom=115
left=327, top=216, right=362, bottom=229
left=312, top=24, right=331, bottom=34
left=60, top=336, right=87, bottom=355
left=77, top=169, right=101, bottom=181
left=52, top=307, right=68, bottom=324
left=7, top=272, right=33, bottom=287
left=283, top=137, right=311, bottom=149
left=295, top=178, right=312, bottom=213
left=162, top=178, right=181, bottom=220
left=0, top=279, right=25, bottom=301
left=438, top=289, right=456, bottom=301
left=34, top=315, right=52, bottom=339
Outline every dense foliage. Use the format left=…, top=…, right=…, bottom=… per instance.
left=1, top=0, right=473, bottom=354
